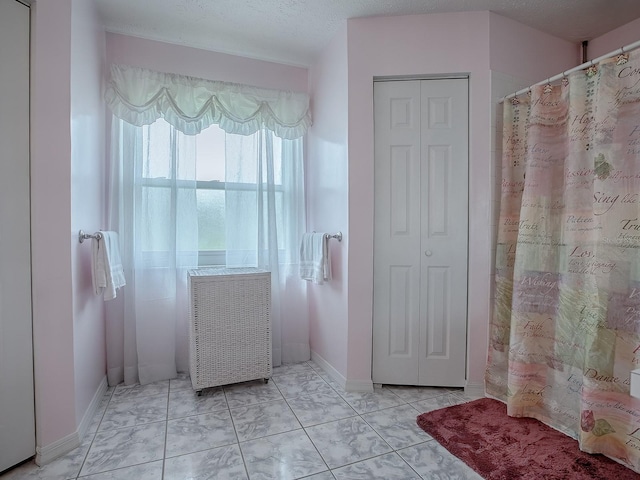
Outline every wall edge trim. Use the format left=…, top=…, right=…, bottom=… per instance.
left=35, top=375, right=108, bottom=466
left=77, top=375, right=108, bottom=440
left=464, top=382, right=485, bottom=398
left=310, top=350, right=374, bottom=393
left=35, top=431, right=79, bottom=466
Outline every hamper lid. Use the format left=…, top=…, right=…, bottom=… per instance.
left=188, top=267, right=269, bottom=277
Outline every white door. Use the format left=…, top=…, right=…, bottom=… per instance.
left=373, top=78, right=468, bottom=387
left=0, top=0, right=36, bottom=472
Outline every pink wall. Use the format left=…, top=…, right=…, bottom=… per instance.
left=345, top=12, right=493, bottom=386
left=106, top=33, right=308, bottom=92
left=589, top=17, right=640, bottom=59
left=489, top=13, right=579, bottom=82
left=25, top=3, right=637, bottom=452
left=70, top=0, right=107, bottom=427
left=486, top=14, right=580, bottom=396
left=307, top=25, right=349, bottom=376
left=30, top=0, right=108, bottom=456
left=307, top=11, right=581, bottom=389
left=104, top=32, right=311, bottom=372
left=30, top=0, right=77, bottom=448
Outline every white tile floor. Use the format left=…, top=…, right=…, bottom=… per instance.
left=2, top=361, right=484, bottom=480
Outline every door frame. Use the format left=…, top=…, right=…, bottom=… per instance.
left=371, top=74, right=471, bottom=387
left=0, top=0, right=36, bottom=473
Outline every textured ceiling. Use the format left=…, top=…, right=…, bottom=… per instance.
left=95, top=0, right=640, bottom=66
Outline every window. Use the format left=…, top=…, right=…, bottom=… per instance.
left=140, top=119, right=285, bottom=266
left=194, top=125, right=226, bottom=265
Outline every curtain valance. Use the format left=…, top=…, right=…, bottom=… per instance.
left=105, top=64, right=311, bottom=139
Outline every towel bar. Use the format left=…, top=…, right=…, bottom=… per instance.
left=325, top=232, right=342, bottom=242
left=78, top=230, right=103, bottom=243
left=313, top=231, right=343, bottom=242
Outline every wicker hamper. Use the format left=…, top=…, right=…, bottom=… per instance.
left=187, top=267, right=272, bottom=392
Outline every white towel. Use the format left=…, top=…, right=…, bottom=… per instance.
left=91, top=231, right=126, bottom=301
left=300, top=232, right=331, bottom=284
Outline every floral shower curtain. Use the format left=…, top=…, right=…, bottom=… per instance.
left=486, top=48, right=640, bottom=472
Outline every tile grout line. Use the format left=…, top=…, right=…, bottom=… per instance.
left=278, top=374, right=333, bottom=477
left=22, top=364, right=478, bottom=480
left=74, top=386, right=115, bottom=479
left=161, top=380, right=171, bottom=480
left=280, top=366, right=412, bottom=477
left=222, top=381, right=253, bottom=480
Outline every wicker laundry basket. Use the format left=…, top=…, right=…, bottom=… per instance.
left=187, top=267, right=272, bottom=392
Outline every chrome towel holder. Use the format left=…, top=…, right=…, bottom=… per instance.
left=78, top=230, right=103, bottom=243
left=314, top=231, right=342, bottom=242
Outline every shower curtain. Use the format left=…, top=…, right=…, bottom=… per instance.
left=486, top=48, right=640, bottom=472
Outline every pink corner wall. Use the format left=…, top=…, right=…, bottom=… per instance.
left=308, top=11, right=581, bottom=389
left=485, top=15, right=638, bottom=394
left=489, top=13, right=579, bottom=82
left=487, top=13, right=579, bottom=395
left=30, top=0, right=76, bottom=448
left=70, top=0, right=107, bottom=427
left=104, top=33, right=310, bottom=371
left=30, top=0, right=107, bottom=456
left=345, top=12, right=493, bottom=386
left=26, top=3, right=639, bottom=452
left=588, top=17, right=640, bottom=59
left=105, top=33, right=308, bottom=92
left=307, top=24, right=349, bottom=376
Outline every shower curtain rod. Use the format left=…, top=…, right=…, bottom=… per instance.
left=500, top=38, right=640, bottom=103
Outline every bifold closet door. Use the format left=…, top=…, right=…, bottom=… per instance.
left=373, top=78, right=468, bottom=387
left=0, top=0, right=36, bottom=472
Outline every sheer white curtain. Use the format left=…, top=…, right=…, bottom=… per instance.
left=225, top=130, right=308, bottom=366
left=104, top=65, right=311, bottom=384
left=106, top=118, right=198, bottom=385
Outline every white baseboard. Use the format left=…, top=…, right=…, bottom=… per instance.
left=35, top=375, right=108, bottom=466
left=35, top=431, right=80, bottom=466
left=464, top=382, right=485, bottom=398
left=310, top=350, right=346, bottom=387
left=78, top=376, right=108, bottom=440
left=282, top=342, right=311, bottom=365
left=310, top=350, right=374, bottom=393
left=344, top=378, right=374, bottom=392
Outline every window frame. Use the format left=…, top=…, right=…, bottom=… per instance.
left=139, top=122, right=287, bottom=267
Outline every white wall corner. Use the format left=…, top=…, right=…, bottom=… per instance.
left=77, top=375, right=108, bottom=440
left=35, top=431, right=80, bottom=467
left=344, top=378, right=374, bottom=393
left=35, top=375, right=108, bottom=466
left=310, top=350, right=374, bottom=393
left=311, top=350, right=347, bottom=388
left=465, top=382, right=486, bottom=399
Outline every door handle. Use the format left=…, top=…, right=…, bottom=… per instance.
left=424, top=250, right=432, bottom=257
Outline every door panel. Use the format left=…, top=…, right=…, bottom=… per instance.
left=373, top=80, right=422, bottom=384
left=390, top=146, right=413, bottom=235
left=0, top=0, right=35, bottom=472
left=418, top=79, right=468, bottom=386
left=388, top=265, right=413, bottom=356
left=425, top=266, right=450, bottom=357
left=373, top=78, right=468, bottom=387
left=426, top=145, right=451, bottom=236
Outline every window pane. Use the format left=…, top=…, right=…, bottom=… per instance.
left=141, top=119, right=196, bottom=180
left=142, top=120, right=172, bottom=179
left=226, top=190, right=257, bottom=251
left=195, top=124, right=225, bottom=181
left=141, top=186, right=171, bottom=252
left=273, top=136, right=282, bottom=185
left=260, top=191, right=284, bottom=250
left=197, top=189, right=225, bottom=250
left=176, top=132, right=196, bottom=180
left=226, top=133, right=257, bottom=184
